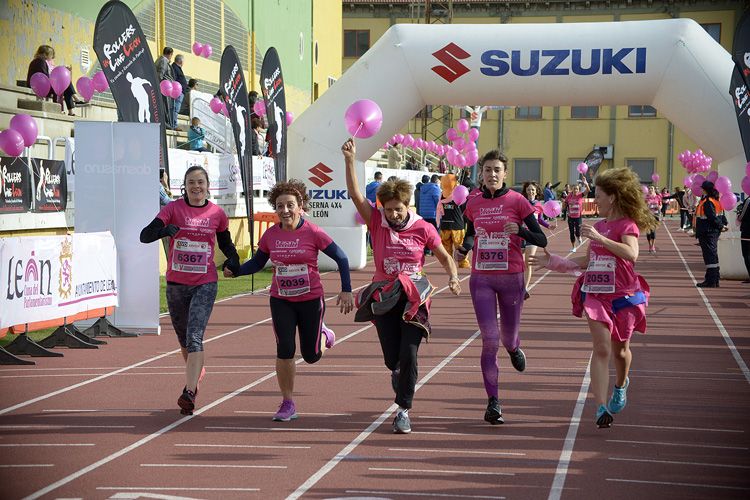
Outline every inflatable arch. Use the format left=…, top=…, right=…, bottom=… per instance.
left=288, top=19, right=746, bottom=278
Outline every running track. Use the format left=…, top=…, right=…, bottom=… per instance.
left=1, top=220, right=748, bottom=500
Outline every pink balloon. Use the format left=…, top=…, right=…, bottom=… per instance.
left=542, top=200, right=562, bottom=218
left=742, top=175, right=750, bottom=196
left=467, top=128, right=479, bottom=142
left=651, top=173, right=660, bottom=184
left=253, top=100, right=266, bottom=117
left=456, top=119, right=469, bottom=133
left=720, top=193, right=737, bottom=211
left=641, top=185, right=648, bottom=195
left=209, top=97, right=223, bottom=114
left=29, top=72, right=50, bottom=98
left=49, top=66, right=71, bottom=96
left=746, top=161, right=750, bottom=177
left=9, top=114, right=38, bottom=147
left=160, top=80, right=173, bottom=96
left=445, top=128, right=458, bottom=141
left=466, top=150, right=479, bottom=165
left=0, top=129, right=26, bottom=156
left=76, top=76, right=94, bottom=101
left=577, top=162, right=588, bottom=174
left=453, top=138, right=465, bottom=150
left=394, top=133, right=404, bottom=143
left=456, top=154, right=467, bottom=168
left=403, top=134, right=414, bottom=147
left=715, top=176, right=732, bottom=194
left=201, top=44, right=213, bottom=58
left=683, top=174, right=693, bottom=187
left=344, top=99, right=383, bottom=139
left=706, top=171, right=719, bottom=183
left=192, top=42, right=203, bottom=56
left=286, top=111, right=294, bottom=126
left=171, top=81, right=183, bottom=98
left=92, top=71, right=109, bottom=92
left=220, top=103, right=229, bottom=117
left=453, top=185, right=469, bottom=205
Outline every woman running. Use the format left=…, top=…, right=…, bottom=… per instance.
left=225, top=179, right=354, bottom=421
left=140, top=166, right=240, bottom=415
left=521, top=181, right=554, bottom=299
left=456, top=151, right=548, bottom=424
left=530, top=167, right=656, bottom=428
left=564, top=179, right=589, bottom=252
left=645, top=185, right=662, bottom=254
left=342, top=138, right=461, bottom=434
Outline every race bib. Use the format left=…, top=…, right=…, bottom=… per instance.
left=171, top=239, right=210, bottom=274
left=276, top=263, right=311, bottom=297
left=582, top=256, right=616, bottom=294
left=568, top=202, right=581, bottom=218
left=475, top=236, right=509, bottom=271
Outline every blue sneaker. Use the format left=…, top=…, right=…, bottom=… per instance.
left=596, top=404, right=613, bottom=428
left=392, top=410, right=411, bottom=434
left=608, top=377, right=629, bottom=414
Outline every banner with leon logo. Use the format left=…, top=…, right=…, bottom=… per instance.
left=0, top=232, right=118, bottom=330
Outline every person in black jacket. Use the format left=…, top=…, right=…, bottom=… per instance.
left=737, top=196, right=750, bottom=284
left=694, top=181, right=724, bottom=288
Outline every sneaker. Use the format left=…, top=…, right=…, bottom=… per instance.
left=322, top=325, right=335, bottom=349
left=596, top=404, right=613, bottom=428
left=391, top=368, right=400, bottom=395
left=696, top=281, right=720, bottom=288
left=272, top=400, right=298, bottom=422
left=608, top=377, right=629, bottom=414
left=508, top=348, right=526, bottom=372
left=571, top=247, right=577, bottom=253
left=392, top=410, right=412, bottom=434
left=484, top=396, right=504, bottom=425
left=523, top=291, right=530, bottom=301
left=178, top=387, right=195, bottom=414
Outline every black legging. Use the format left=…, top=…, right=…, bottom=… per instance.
left=742, top=231, right=750, bottom=280
left=646, top=230, right=656, bottom=242
left=680, top=209, right=690, bottom=229
left=568, top=217, right=581, bottom=245
left=269, top=296, right=325, bottom=363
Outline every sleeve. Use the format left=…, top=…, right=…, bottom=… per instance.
left=461, top=219, right=475, bottom=251
left=217, top=210, right=229, bottom=233
left=368, top=207, right=382, bottom=235
left=518, top=195, right=535, bottom=221
left=216, top=229, right=239, bottom=261
left=517, top=213, right=548, bottom=247
left=315, top=224, right=334, bottom=250
left=140, top=217, right=166, bottom=243
left=258, top=229, right=270, bottom=254
left=620, top=220, right=640, bottom=239
left=321, top=242, right=352, bottom=292
left=237, top=249, right=270, bottom=276
left=156, top=201, right=173, bottom=225
left=703, top=200, right=723, bottom=230
left=425, top=223, right=442, bottom=250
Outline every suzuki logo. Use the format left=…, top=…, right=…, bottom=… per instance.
left=431, top=43, right=471, bottom=83
left=308, top=163, right=333, bottom=187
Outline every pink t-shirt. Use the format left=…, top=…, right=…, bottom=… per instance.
left=567, top=192, right=584, bottom=218
left=369, top=208, right=441, bottom=282
left=258, top=219, right=333, bottom=301
left=583, top=218, right=640, bottom=297
left=463, top=189, right=535, bottom=274
left=645, top=194, right=661, bottom=215
left=158, top=198, right=229, bottom=286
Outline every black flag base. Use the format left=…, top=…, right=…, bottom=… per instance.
left=4, top=332, right=64, bottom=358
left=0, top=346, right=36, bottom=365
left=39, top=323, right=101, bottom=349
left=82, top=316, right=138, bottom=338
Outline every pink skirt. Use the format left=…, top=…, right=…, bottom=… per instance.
left=583, top=294, right=647, bottom=342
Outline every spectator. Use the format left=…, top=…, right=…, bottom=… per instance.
left=188, top=117, right=207, bottom=152
left=155, top=47, right=175, bottom=129
left=419, top=174, right=441, bottom=255
left=543, top=181, right=559, bottom=202
left=737, top=195, right=750, bottom=284
left=365, top=171, right=382, bottom=204
left=251, top=116, right=265, bottom=156
left=405, top=155, right=417, bottom=171
left=159, top=168, right=173, bottom=206
left=27, top=45, right=81, bottom=115
left=171, top=54, right=188, bottom=126
left=414, top=174, right=429, bottom=214
left=560, top=183, right=571, bottom=220
left=387, top=144, right=402, bottom=169
left=249, top=90, right=259, bottom=109
left=694, top=181, right=724, bottom=288
left=180, top=78, right=197, bottom=115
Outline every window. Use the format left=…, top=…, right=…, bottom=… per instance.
left=571, top=106, right=599, bottom=119
left=327, top=76, right=337, bottom=88
left=514, top=159, right=541, bottom=185
left=568, top=158, right=585, bottom=185
left=515, top=107, right=542, bottom=119
left=626, top=159, right=655, bottom=183
left=416, top=105, right=433, bottom=119
left=628, top=105, right=657, bottom=117
left=344, top=30, right=369, bottom=57
left=701, top=23, right=721, bottom=43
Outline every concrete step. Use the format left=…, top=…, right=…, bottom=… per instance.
left=17, top=98, right=63, bottom=113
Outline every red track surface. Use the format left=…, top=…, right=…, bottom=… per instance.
left=1, top=220, right=748, bottom=500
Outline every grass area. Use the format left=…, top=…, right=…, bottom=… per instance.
left=1, top=269, right=275, bottom=348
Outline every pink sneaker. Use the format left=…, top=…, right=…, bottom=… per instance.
left=322, top=325, right=336, bottom=349
left=272, top=400, right=298, bottom=422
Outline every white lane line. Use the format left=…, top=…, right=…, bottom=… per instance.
left=664, top=224, right=750, bottom=384
left=346, top=490, right=504, bottom=499
left=42, top=409, right=165, bottom=413
left=174, top=443, right=311, bottom=449
left=97, top=487, right=260, bottom=492
left=140, top=463, right=285, bottom=469
left=548, top=354, right=592, bottom=500
left=389, top=448, right=525, bottom=457
left=205, top=426, right=333, bottom=432
left=234, top=410, right=352, bottom=416
left=0, top=425, right=133, bottom=429
left=0, top=443, right=94, bottom=447
left=0, top=464, right=54, bottom=468
left=605, top=478, right=750, bottom=491
left=616, top=423, right=743, bottom=433
left=289, top=269, right=558, bottom=499
left=609, top=457, right=750, bottom=469
left=410, top=431, right=476, bottom=436
left=606, top=439, right=748, bottom=450
left=417, top=415, right=484, bottom=421
left=369, top=466, right=514, bottom=476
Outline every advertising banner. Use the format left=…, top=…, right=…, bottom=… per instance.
left=167, top=149, right=275, bottom=195
left=0, top=232, right=118, bottom=330
left=31, top=159, right=67, bottom=212
left=0, top=157, right=32, bottom=214
left=729, top=65, right=750, bottom=162
left=93, top=0, right=169, bottom=174
left=260, top=47, right=288, bottom=182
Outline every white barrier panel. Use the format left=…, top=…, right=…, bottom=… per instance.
left=167, top=150, right=276, bottom=195
left=288, top=19, right=745, bottom=273
left=0, top=232, right=118, bottom=329
left=75, top=122, right=160, bottom=335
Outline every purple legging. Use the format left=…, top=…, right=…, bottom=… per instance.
left=469, top=272, right=525, bottom=398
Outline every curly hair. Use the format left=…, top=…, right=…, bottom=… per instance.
left=595, top=167, right=658, bottom=231
left=268, top=179, right=309, bottom=210
left=377, top=178, right=413, bottom=206
left=521, top=181, right=541, bottom=201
